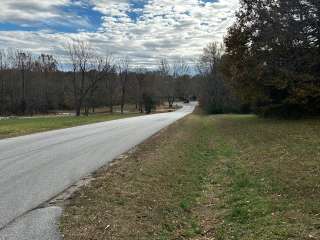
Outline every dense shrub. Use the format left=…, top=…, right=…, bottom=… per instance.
left=198, top=42, right=245, bottom=114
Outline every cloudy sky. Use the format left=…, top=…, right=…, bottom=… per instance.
left=0, top=0, right=239, bottom=67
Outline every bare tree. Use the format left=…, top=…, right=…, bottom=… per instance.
left=173, top=58, right=190, bottom=100
left=117, top=57, right=130, bottom=114
left=105, top=65, right=117, bottom=113
left=0, top=45, right=199, bottom=117
left=0, top=50, right=7, bottom=115
left=198, top=42, right=239, bottom=113
left=36, top=54, right=58, bottom=112
left=159, top=58, right=175, bottom=108
left=135, top=67, right=147, bottom=113
left=99, top=55, right=117, bottom=113
left=66, top=40, right=112, bottom=116
left=86, top=56, right=114, bottom=115
left=67, top=40, right=92, bottom=116
left=198, top=42, right=223, bottom=75
left=15, top=51, right=32, bottom=114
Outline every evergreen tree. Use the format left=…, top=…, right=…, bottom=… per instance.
left=223, top=0, right=320, bottom=117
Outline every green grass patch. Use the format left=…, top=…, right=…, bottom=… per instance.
left=207, top=115, right=320, bottom=240
left=0, top=113, right=140, bottom=139
left=60, top=113, right=320, bottom=240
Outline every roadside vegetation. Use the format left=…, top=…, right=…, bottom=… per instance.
left=0, top=113, right=140, bottom=139
left=197, top=1, right=320, bottom=118
left=60, top=112, right=320, bottom=239
left=0, top=102, right=180, bottom=139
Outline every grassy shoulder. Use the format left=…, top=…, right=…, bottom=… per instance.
left=60, top=113, right=320, bottom=240
left=0, top=113, right=140, bottom=139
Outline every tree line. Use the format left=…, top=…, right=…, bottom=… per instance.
left=4, top=0, right=316, bottom=118
left=199, top=0, right=320, bottom=118
left=0, top=40, right=199, bottom=116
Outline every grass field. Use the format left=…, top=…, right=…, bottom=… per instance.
left=0, top=113, right=140, bottom=139
left=60, top=113, right=320, bottom=240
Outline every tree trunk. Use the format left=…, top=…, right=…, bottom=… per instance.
left=120, top=102, right=124, bottom=114
left=139, top=101, right=143, bottom=113
left=109, top=90, right=113, bottom=113
left=121, top=87, right=125, bottom=114
left=84, top=105, right=89, bottom=116
left=76, top=108, right=81, bottom=116
left=0, top=76, right=4, bottom=115
left=75, top=101, right=81, bottom=116
left=21, top=70, right=26, bottom=115
left=168, top=96, right=174, bottom=108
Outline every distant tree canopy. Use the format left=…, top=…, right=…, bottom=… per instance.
left=222, top=0, right=320, bottom=117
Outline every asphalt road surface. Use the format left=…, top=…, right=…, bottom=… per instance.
left=0, top=103, right=195, bottom=238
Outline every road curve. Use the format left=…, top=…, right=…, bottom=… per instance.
left=0, top=103, right=195, bottom=231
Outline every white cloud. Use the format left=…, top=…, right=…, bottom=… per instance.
left=0, top=0, right=91, bottom=28
left=90, top=0, right=131, bottom=15
left=0, top=0, right=69, bottom=23
left=0, top=0, right=240, bottom=68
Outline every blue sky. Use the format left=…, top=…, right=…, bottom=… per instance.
left=0, top=0, right=239, bottom=67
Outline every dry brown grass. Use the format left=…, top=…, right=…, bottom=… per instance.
left=61, top=114, right=216, bottom=239
left=60, top=114, right=320, bottom=240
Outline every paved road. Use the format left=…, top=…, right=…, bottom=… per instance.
left=0, top=103, right=195, bottom=236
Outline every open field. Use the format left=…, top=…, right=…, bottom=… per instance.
left=60, top=113, right=320, bottom=240
left=0, top=113, right=141, bottom=139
